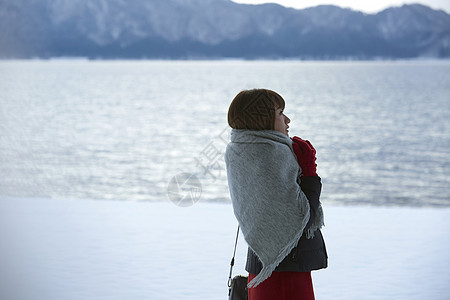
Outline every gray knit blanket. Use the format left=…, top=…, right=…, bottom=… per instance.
left=225, top=129, right=324, bottom=288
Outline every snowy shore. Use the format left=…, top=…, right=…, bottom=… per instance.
left=1, top=197, right=449, bottom=300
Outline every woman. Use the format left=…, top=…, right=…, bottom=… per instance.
left=225, top=89, right=327, bottom=300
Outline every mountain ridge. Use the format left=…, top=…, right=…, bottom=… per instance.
left=0, top=0, right=449, bottom=59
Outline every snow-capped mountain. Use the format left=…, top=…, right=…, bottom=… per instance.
left=0, top=0, right=449, bottom=58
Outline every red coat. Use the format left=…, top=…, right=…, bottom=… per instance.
left=248, top=271, right=315, bottom=300
left=246, top=176, right=327, bottom=300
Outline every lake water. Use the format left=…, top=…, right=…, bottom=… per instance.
left=0, top=60, right=449, bottom=207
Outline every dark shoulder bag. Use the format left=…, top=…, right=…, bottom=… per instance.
left=227, top=226, right=248, bottom=300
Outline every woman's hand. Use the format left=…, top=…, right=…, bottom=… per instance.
left=291, top=136, right=318, bottom=177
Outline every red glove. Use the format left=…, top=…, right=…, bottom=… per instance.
left=291, top=136, right=317, bottom=177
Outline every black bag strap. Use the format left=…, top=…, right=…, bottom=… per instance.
left=227, top=225, right=240, bottom=288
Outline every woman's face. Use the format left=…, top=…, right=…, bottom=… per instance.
left=274, top=107, right=290, bottom=136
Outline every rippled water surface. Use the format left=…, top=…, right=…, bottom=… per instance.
left=1, top=60, right=449, bottom=206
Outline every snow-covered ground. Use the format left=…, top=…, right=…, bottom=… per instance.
left=1, top=197, right=449, bottom=300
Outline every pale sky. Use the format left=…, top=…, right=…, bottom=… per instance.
left=231, top=0, right=450, bottom=13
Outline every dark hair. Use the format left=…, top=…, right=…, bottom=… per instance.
left=227, top=89, right=285, bottom=130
